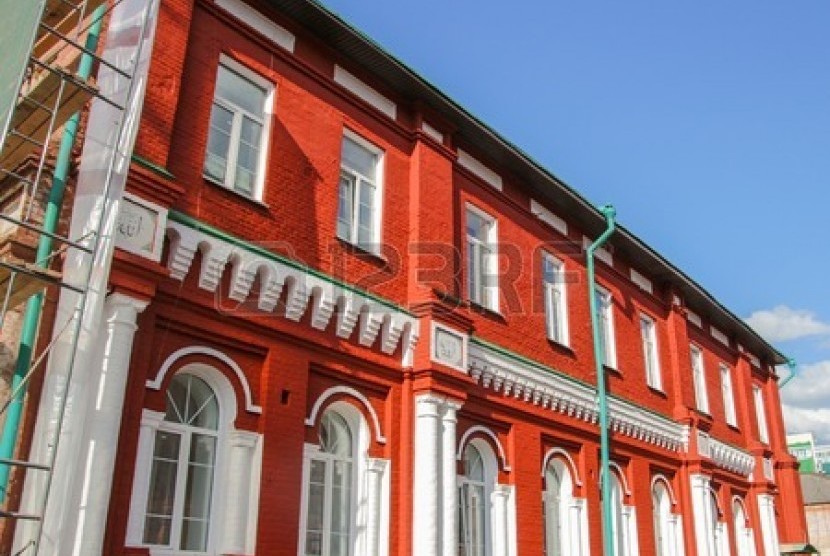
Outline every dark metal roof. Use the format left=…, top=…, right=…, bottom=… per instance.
left=271, top=0, right=787, bottom=366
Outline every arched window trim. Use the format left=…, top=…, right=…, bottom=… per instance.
left=543, top=454, right=588, bottom=556
left=457, top=425, right=511, bottom=472
left=650, top=475, right=678, bottom=507
left=651, top=475, right=684, bottom=556
left=540, top=448, right=583, bottom=488
left=126, top=363, right=262, bottom=556
left=305, top=385, right=386, bottom=444
left=458, top=439, right=499, bottom=556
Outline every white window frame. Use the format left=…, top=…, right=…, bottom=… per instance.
left=690, top=345, right=710, bottom=414
left=542, top=253, right=569, bottom=346
left=126, top=364, right=263, bottom=556
left=609, top=471, right=639, bottom=556
left=337, top=129, right=384, bottom=252
left=596, top=286, right=617, bottom=369
left=720, top=364, right=738, bottom=427
left=640, top=314, right=662, bottom=390
left=465, top=204, right=499, bottom=312
left=651, top=477, right=684, bottom=556
left=203, top=55, right=274, bottom=200
left=543, top=457, right=586, bottom=556
left=298, top=401, right=390, bottom=556
left=753, top=385, right=770, bottom=444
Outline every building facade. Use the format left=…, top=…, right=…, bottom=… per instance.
left=6, top=0, right=809, bottom=555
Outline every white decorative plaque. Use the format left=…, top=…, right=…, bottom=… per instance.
left=115, top=193, right=167, bottom=261
left=431, top=322, right=468, bottom=371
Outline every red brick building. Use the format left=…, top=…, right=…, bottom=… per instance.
left=12, top=0, right=809, bottom=554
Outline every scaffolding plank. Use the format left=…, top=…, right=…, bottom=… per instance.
left=34, top=0, right=108, bottom=60
left=0, top=262, right=62, bottom=309
left=0, top=65, right=96, bottom=172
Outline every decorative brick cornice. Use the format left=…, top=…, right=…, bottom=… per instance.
left=467, top=340, right=687, bottom=452
left=709, top=437, right=755, bottom=477
left=164, top=213, right=419, bottom=364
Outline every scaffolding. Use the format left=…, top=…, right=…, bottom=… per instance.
left=0, top=0, right=155, bottom=553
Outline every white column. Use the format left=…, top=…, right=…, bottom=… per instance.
left=757, top=494, right=780, bottom=556
left=72, top=293, right=148, bottom=555
left=365, top=458, right=387, bottom=556
left=568, top=500, right=583, bottom=555
left=220, top=429, right=259, bottom=555
left=125, top=410, right=165, bottom=545
left=491, top=484, right=511, bottom=556
left=691, top=474, right=714, bottom=556
left=413, top=393, right=443, bottom=556
left=441, top=400, right=462, bottom=556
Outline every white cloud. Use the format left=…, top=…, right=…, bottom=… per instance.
left=744, top=305, right=830, bottom=342
left=781, top=360, right=830, bottom=443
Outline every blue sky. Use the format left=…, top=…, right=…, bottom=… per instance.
left=319, top=1, right=830, bottom=440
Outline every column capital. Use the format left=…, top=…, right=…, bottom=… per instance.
left=228, top=429, right=260, bottom=449
left=367, top=457, right=388, bottom=474
left=105, top=292, right=149, bottom=327
left=415, top=392, right=445, bottom=413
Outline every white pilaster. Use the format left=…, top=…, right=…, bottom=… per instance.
left=441, top=400, right=462, bottom=556
left=412, top=394, right=443, bottom=556
left=72, top=293, right=148, bottom=555
left=491, top=484, right=511, bottom=556
left=125, top=410, right=165, bottom=544
left=221, top=430, right=259, bottom=555
left=365, top=458, right=387, bottom=556
left=691, top=474, right=714, bottom=556
left=757, top=494, right=780, bottom=556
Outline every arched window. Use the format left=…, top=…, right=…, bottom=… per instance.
left=544, top=458, right=576, bottom=556
left=303, top=411, right=356, bottom=556
left=710, top=491, right=727, bottom=556
left=459, top=444, right=489, bottom=556
left=143, top=374, right=219, bottom=551
left=652, top=481, right=672, bottom=556
left=611, top=473, right=626, bottom=556
left=733, top=498, right=756, bottom=556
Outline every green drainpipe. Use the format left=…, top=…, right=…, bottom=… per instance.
left=586, top=205, right=616, bottom=556
left=0, top=4, right=106, bottom=502
left=779, top=358, right=797, bottom=388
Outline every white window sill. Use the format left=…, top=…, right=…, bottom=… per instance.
left=203, top=173, right=270, bottom=209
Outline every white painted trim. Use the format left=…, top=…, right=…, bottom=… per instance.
left=651, top=474, right=678, bottom=505
left=341, top=128, right=385, bottom=250
left=146, top=345, right=262, bottom=414
left=421, top=121, right=444, bottom=144
left=686, top=309, right=702, bottom=328
left=540, top=447, right=583, bottom=487
left=215, top=0, right=295, bottom=52
left=583, top=236, right=613, bottom=266
left=456, top=425, right=511, bottom=472
left=530, top=199, right=567, bottom=236
left=630, top=268, right=653, bottom=294
left=711, top=325, right=730, bottom=347
left=305, top=385, right=387, bottom=445
left=608, top=462, right=632, bottom=496
left=465, top=202, right=500, bottom=312
left=334, top=65, right=397, bottom=119
left=467, top=341, right=687, bottom=451
left=457, top=149, right=503, bottom=190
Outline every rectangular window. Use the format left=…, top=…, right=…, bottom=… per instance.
left=754, top=385, right=770, bottom=443
left=640, top=314, right=661, bottom=389
left=690, top=345, right=709, bottom=413
left=720, top=364, right=737, bottom=427
left=595, top=287, right=616, bottom=368
left=203, top=59, right=272, bottom=198
left=543, top=253, right=568, bottom=345
left=466, top=206, right=498, bottom=311
left=337, top=133, right=383, bottom=251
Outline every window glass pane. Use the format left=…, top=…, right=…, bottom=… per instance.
left=204, top=103, right=233, bottom=182
left=184, top=376, right=218, bottom=430
left=144, top=431, right=180, bottom=545
left=467, top=211, right=487, bottom=242
left=338, top=173, right=355, bottom=240
left=143, top=516, right=173, bottom=547
left=320, top=412, right=352, bottom=457
left=357, top=182, right=376, bottom=246
left=341, top=136, right=377, bottom=179
left=216, top=65, right=266, bottom=116
left=180, top=518, right=209, bottom=551
left=464, top=445, right=484, bottom=481
left=164, top=377, right=188, bottom=424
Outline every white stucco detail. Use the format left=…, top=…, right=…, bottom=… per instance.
left=333, top=65, right=397, bottom=119
left=530, top=199, right=568, bottom=237
left=540, top=447, right=583, bottom=487
left=468, top=341, right=687, bottom=452
left=215, top=0, right=296, bottom=52
left=457, top=425, right=511, bottom=472
left=457, top=149, right=503, bottom=191
left=165, top=219, right=420, bottom=365
left=146, top=345, right=262, bottom=414
left=305, top=385, right=387, bottom=444
left=710, top=437, right=755, bottom=477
